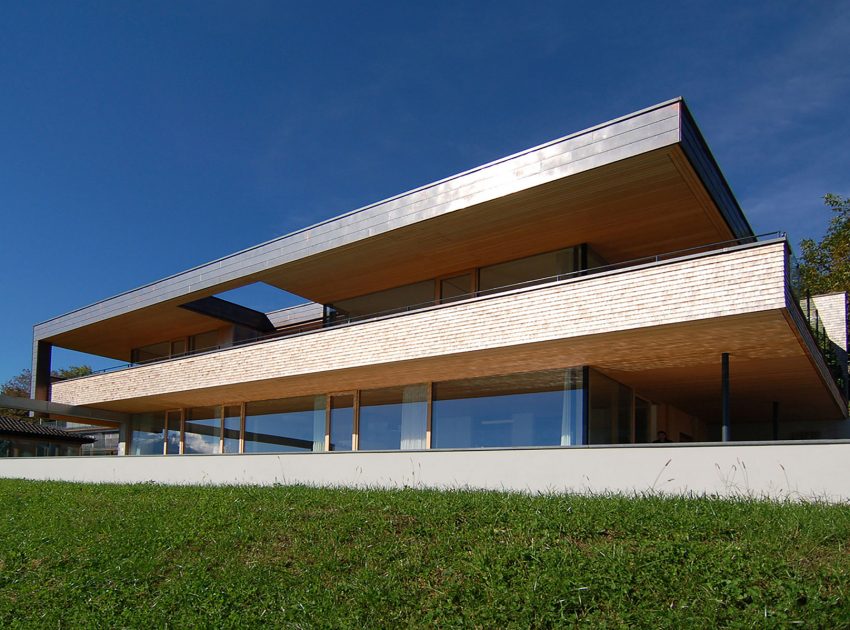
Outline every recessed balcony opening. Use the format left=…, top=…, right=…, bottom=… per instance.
left=51, top=348, right=125, bottom=378
left=214, top=282, right=306, bottom=315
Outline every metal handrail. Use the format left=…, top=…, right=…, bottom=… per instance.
left=786, top=250, right=847, bottom=396
left=67, top=232, right=787, bottom=379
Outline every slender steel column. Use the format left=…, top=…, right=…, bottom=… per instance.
left=721, top=353, right=730, bottom=442
left=772, top=401, right=780, bottom=441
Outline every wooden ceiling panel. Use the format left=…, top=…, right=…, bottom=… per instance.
left=46, top=145, right=737, bottom=360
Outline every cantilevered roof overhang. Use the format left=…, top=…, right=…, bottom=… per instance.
left=35, top=98, right=754, bottom=361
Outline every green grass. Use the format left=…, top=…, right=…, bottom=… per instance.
left=0, top=480, right=848, bottom=628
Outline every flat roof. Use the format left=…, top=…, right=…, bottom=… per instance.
left=35, top=97, right=753, bottom=344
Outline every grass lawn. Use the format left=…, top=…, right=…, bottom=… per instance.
left=0, top=479, right=848, bottom=627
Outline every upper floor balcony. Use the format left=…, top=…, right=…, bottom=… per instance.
left=48, top=237, right=848, bottom=426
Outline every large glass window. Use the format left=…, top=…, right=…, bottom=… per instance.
left=130, top=412, right=165, bottom=455
left=165, top=410, right=181, bottom=454
left=359, top=384, right=428, bottom=450
left=326, top=280, right=435, bottom=323
left=479, top=247, right=579, bottom=293
left=634, top=398, right=651, bottom=444
left=439, top=274, right=472, bottom=304
left=588, top=370, right=633, bottom=445
left=223, top=405, right=241, bottom=453
left=131, top=339, right=189, bottom=364
left=190, top=330, right=220, bottom=353
left=329, top=394, right=354, bottom=451
left=244, top=395, right=326, bottom=453
left=131, top=341, right=171, bottom=364
left=184, top=406, right=221, bottom=454
left=432, top=368, right=584, bottom=449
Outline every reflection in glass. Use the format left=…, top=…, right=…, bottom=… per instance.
left=131, top=342, right=171, bottom=364
left=171, top=339, right=186, bottom=357
left=634, top=398, right=651, bottom=444
left=165, top=410, right=181, bottom=454
left=586, top=246, right=607, bottom=272
left=184, top=406, right=221, bottom=454
left=359, top=384, right=428, bottom=450
left=223, top=405, right=241, bottom=453
left=588, top=370, right=633, bottom=445
left=244, top=395, right=326, bottom=453
left=330, top=395, right=354, bottom=451
left=326, top=280, right=435, bottom=323
left=440, top=274, right=472, bottom=304
left=479, top=247, right=579, bottom=293
left=190, top=330, right=220, bottom=353
left=130, top=412, right=165, bottom=455
left=432, top=368, right=584, bottom=449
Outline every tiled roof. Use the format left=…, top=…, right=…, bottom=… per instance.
left=0, top=415, right=96, bottom=443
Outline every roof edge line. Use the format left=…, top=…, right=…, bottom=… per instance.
left=34, top=97, right=685, bottom=330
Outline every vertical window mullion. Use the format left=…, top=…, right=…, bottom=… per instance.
left=426, top=382, right=433, bottom=449
left=239, top=403, right=245, bottom=454
left=352, top=391, right=360, bottom=451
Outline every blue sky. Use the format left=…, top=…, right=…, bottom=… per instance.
left=1, top=1, right=848, bottom=382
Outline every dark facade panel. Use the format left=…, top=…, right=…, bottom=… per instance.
left=679, top=105, right=754, bottom=240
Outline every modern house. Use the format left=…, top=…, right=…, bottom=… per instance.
left=24, top=98, right=849, bottom=463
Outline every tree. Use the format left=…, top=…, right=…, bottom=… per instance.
left=51, top=365, right=94, bottom=380
left=0, top=369, right=31, bottom=417
left=798, top=194, right=850, bottom=296
left=0, top=365, right=93, bottom=419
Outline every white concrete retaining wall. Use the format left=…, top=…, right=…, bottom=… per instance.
left=2, top=442, right=850, bottom=503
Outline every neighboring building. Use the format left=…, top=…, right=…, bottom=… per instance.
left=0, top=415, right=95, bottom=457
left=39, top=421, right=120, bottom=456
left=28, top=98, right=848, bottom=458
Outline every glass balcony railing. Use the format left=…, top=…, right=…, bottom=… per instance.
left=787, top=251, right=847, bottom=395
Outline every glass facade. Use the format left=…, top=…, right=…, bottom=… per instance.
left=127, top=367, right=647, bottom=455
left=634, top=398, right=651, bottom=444
left=359, top=384, right=428, bottom=450
left=184, top=406, right=222, bottom=454
left=432, top=368, right=585, bottom=449
left=131, top=332, right=215, bottom=364
left=223, top=405, right=241, bottom=454
left=478, top=247, right=580, bottom=293
left=190, top=330, right=220, bottom=353
left=588, top=370, right=633, bottom=445
left=439, top=274, right=472, bottom=303
left=327, top=280, right=435, bottom=323
left=244, top=395, right=325, bottom=453
left=324, top=244, right=604, bottom=325
left=130, top=412, right=165, bottom=455
left=165, top=410, right=181, bottom=454
left=329, top=394, right=354, bottom=451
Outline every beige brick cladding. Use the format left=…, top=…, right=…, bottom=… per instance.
left=51, top=242, right=788, bottom=407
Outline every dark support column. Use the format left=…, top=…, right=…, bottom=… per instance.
left=33, top=341, right=53, bottom=401
left=581, top=366, right=590, bottom=445
left=721, top=353, right=730, bottom=442
left=772, top=401, right=780, bottom=441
